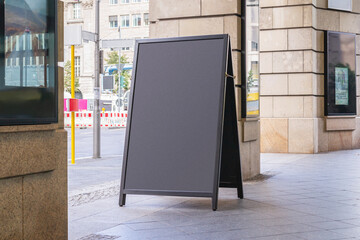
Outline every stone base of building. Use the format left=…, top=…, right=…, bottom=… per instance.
left=261, top=117, right=360, bottom=153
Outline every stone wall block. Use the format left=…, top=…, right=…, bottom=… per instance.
left=260, top=97, right=273, bottom=118
left=304, top=96, right=316, bottom=118
left=314, top=30, right=324, bottom=52
left=23, top=130, right=68, bottom=240
left=150, top=20, right=179, bottom=38
left=0, top=177, right=23, bottom=240
left=243, top=120, right=260, bottom=142
left=316, top=97, right=324, bottom=117
left=288, top=73, right=313, bottom=95
left=288, top=118, right=315, bottom=153
left=260, top=29, right=287, bottom=51
left=352, top=118, right=360, bottom=149
left=318, top=118, right=329, bottom=152
left=239, top=140, right=251, bottom=180
left=235, top=86, right=242, bottom=120
left=0, top=131, right=57, bottom=179
left=224, top=16, right=241, bottom=50
left=260, top=74, right=288, bottom=95
left=260, top=8, right=273, bottom=29
left=232, top=51, right=241, bottom=86
left=288, top=28, right=312, bottom=50
left=260, top=53, right=273, bottom=73
left=273, top=96, right=304, bottom=118
left=315, top=9, right=340, bottom=31
left=150, top=0, right=200, bottom=21
left=288, top=0, right=312, bottom=5
left=273, top=6, right=303, bottom=28
left=326, top=117, right=356, bottom=131
left=328, top=131, right=352, bottom=151
left=260, top=0, right=287, bottom=8
left=353, top=1, right=360, bottom=13
left=314, top=0, right=326, bottom=8
left=273, top=51, right=304, bottom=73
left=260, top=118, right=288, bottom=153
left=201, top=0, right=240, bottom=15
left=340, top=12, right=360, bottom=34
left=316, top=74, right=325, bottom=96
left=250, top=139, right=261, bottom=177
left=179, top=17, right=223, bottom=36
left=304, top=51, right=324, bottom=73
left=303, top=5, right=313, bottom=27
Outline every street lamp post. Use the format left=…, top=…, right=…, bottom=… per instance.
left=118, top=26, right=122, bottom=112
left=93, top=0, right=101, bottom=158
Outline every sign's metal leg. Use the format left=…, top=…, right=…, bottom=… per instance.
left=212, top=196, right=218, bottom=211
left=119, top=193, right=126, bottom=207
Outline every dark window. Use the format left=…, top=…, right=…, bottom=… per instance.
left=325, top=31, right=357, bottom=115
left=0, top=0, right=58, bottom=125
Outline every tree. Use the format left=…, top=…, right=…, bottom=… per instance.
left=105, top=51, right=131, bottom=92
left=64, top=60, right=80, bottom=93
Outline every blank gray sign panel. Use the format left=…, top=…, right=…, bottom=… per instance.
left=124, top=38, right=227, bottom=193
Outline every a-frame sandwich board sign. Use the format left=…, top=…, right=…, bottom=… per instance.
left=119, top=34, right=243, bottom=211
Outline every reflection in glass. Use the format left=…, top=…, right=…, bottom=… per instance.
left=0, top=0, right=57, bottom=125
left=3, top=0, right=51, bottom=88
left=246, top=0, right=259, bottom=117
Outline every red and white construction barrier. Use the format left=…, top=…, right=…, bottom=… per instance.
left=64, top=111, right=128, bottom=128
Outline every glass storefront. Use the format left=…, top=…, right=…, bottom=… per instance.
left=242, top=0, right=259, bottom=118
left=0, top=0, right=57, bottom=125
left=325, top=31, right=356, bottom=115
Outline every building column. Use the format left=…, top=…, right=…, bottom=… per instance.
left=0, top=2, right=67, bottom=239
left=150, top=0, right=260, bottom=179
left=259, top=0, right=360, bottom=153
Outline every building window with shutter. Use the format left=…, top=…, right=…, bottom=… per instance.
left=121, top=15, right=130, bottom=28
left=109, top=15, right=118, bottom=28
left=73, top=3, right=81, bottom=19
left=75, top=57, right=80, bottom=77
left=132, top=14, right=141, bottom=27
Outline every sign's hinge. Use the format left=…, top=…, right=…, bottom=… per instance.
left=225, top=73, right=236, bottom=79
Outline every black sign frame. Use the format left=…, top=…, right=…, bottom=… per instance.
left=325, top=31, right=357, bottom=116
left=119, top=35, right=243, bottom=211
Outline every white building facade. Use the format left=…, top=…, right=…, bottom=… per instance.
left=64, top=0, right=149, bottom=99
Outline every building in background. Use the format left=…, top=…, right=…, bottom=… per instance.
left=64, top=0, right=149, bottom=99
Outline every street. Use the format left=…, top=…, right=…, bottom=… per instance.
left=66, top=127, right=126, bottom=193
left=66, top=127, right=126, bottom=160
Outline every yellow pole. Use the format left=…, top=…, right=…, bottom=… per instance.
left=71, top=45, right=75, bottom=164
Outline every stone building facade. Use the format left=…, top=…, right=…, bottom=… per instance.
left=260, top=0, right=360, bottom=153
left=64, top=0, right=149, bottom=99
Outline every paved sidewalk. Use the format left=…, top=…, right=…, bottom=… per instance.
left=69, top=150, right=360, bottom=240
